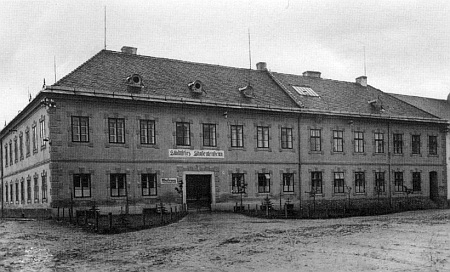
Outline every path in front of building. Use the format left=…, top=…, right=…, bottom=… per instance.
left=0, top=210, right=449, bottom=271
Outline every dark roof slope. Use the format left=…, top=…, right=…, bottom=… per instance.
left=272, top=72, right=437, bottom=119
left=55, top=50, right=300, bottom=109
left=391, top=93, right=450, bottom=120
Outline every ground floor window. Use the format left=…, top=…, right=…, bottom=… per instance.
left=283, top=173, right=294, bottom=192
left=412, top=172, right=421, bottom=192
left=311, top=172, right=323, bottom=194
left=20, top=180, right=24, bottom=203
left=42, top=175, right=47, bottom=201
left=334, top=172, right=345, bottom=193
left=34, top=177, right=39, bottom=203
left=258, top=173, right=270, bottom=193
left=27, top=178, right=31, bottom=203
left=15, top=183, right=19, bottom=203
left=375, top=171, right=385, bottom=193
left=394, top=172, right=404, bottom=192
left=110, top=174, right=127, bottom=197
left=232, top=173, right=245, bottom=194
left=142, top=174, right=157, bottom=196
left=10, top=183, right=13, bottom=203
left=354, top=172, right=365, bottom=193
left=74, top=174, right=91, bottom=198
left=5, top=184, right=8, bottom=203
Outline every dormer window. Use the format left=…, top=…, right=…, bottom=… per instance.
left=126, top=74, right=144, bottom=92
left=188, top=80, right=204, bottom=94
left=239, top=85, right=254, bottom=98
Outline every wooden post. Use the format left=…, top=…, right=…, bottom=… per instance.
left=266, top=203, right=269, bottom=218
left=285, top=204, right=287, bottom=218
left=62, top=208, right=65, bottom=219
left=170, top=207, right=173, bottom=220
left=69, top=208, right=72, bottom=223
left=108, top=212, right=113, bottom=230
left=95, top=211, right=99, bottom=232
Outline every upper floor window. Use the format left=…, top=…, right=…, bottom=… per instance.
left=311, top=171, right=323, bottom=194
left=412, top=172, right=421, bottom=192
left=19, top=133, right=23, bottom=160
left=374, top=132, right=384, bottom=153
left=4, top=145, right=8, bottom=168
left=257, top=126, right=269, bottom=148
left=72, top=116, right=90, bottom=142
left=375, top=171, right=385, bottom=193
left=283, top=173, right=294, bottom=192
left=40, top=118, right=46, bottom=147
left=394, top=171, right=404, bottom=192
left=140, top=120, right=156, bottom=145
left=231, top=125, right=244, bottom=147
left=231, top=173, right=245, bottom=194
left=176, top=122, right=190, bottom=146
left=354, top=172, right=365, bottom=193
left=25, top=128, right=30, bottom=157
left=310, top=129, right=321, bottom=151
left=32, top=125, right=37, bottom=152
left=428, top=135, right=437, bottom=155
left=258, top=173, right=270, bottom=193
left=393, top=133, right=403, bottom=154
left=281, top=127, right=293, bottom=149
left=141, top=173, right=157, bottom=196
left=73, top=174, right=91, bottom=198
left=110, top=174, right=127, bottom=197
left=202, top=124, right=217, bottom=147
left=333, top=172, right=345, bottom=193
left=332, top=130, right=343, bottom=152
left=14, top=137, right=18, bottom=163
left=4, top=183, right=8, bottom=203
left=108, top=118, right=125, bottom=144
left=412, top=135, right=421, bottom=154
left=9, top=141, right=13, bottom=165
left=354, top=131, right=364, bottom=153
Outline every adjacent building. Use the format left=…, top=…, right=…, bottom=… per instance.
left=1, top=47, right=447, bottom=216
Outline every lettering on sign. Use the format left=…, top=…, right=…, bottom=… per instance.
left=168, top=149, right=225, bottom=159
left=161, top=178, right=178, bottom=185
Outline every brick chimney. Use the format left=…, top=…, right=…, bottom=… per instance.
left=302, top=71, right=321, bottom=78
left=121, top=46, right=137, bottom=55
left=256, top=62, right=267, bottom=70
left=355, top=76, right=367, bottom=87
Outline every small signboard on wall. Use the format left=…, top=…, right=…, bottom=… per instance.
left=169, top=149, right=225, bottom=158
left=161, top=178, right=178, bottom=185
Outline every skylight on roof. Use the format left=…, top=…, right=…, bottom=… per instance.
left=292, top=86, right=319, bottom=97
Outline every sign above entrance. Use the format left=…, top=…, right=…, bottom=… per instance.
left=161, top=178, right=177, bottom=184
left=169, top=149, right=225, bottom=159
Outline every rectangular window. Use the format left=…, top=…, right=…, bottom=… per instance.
left=15, top=183, right=19, bottom=203
left=334, top=172, right=345, bottom=193
left=4, top=145, right=8, bottom=167
left=281, top=127, right=293, bottom=149
left=110, top=174, right=127, bottom=197
left=19, top=133, right=23, bottom=160
left=108, top=118, right=125, bottom=144
left=9, top=142, right=12, bottom=165
left=40, top=119, right=46, bottom=147
left=42, top=175, right=47, bottom=201
left=141, top=174, right=157, bottom=196
left=140, top=120, right=156, bottom=145
left=332, top=130, right=343, bottom=152
left=354, top=172, right=365, bottom=193
left=34, top=177, right=39, bottom=202
left=311, top=171, right=323, bottom=194
left=310, top=129, right=321, bottom=151
left=258, top=173, right=270, bottom=193
left=25, top=129, right=30, bottom=156
left=257, top=126, right=269, bottom=148
left=14, top=138, right=18, bottom=162
left=375, top=171, right=386, bottom=193
left=354, top=131, right=364, bottom=153
left=20, top=180, right=24, bottom=203
left=283, top=173, right=294, bottom=192
left=32, top=125, right=37, bottom=152
left=10, top=183, right=13, bottom=203
left=27, top=178, right=31, bottom=202
left=393, top=133, right=403, bottom=154
left=428, top=136, right=438, bottom=155
left=394, top=172, right=404, bottom=192
left=231, top=125, right=244, bottom=147
left=231, top=173, right=245, bottom=194
left=176, top=122, right=190, bottom=146
left=374, top=132, right=384, bottom=153
left=202, top=124, right=217, bottom=147
left=73, top=174, right=91, bottom=198
left=412, top=172, right=421, bottom=192
left=412, top=135, right=421, bottom=154
left=5, top=184, right=8, bottom=203
left=72, top=116, right=90, bottom=142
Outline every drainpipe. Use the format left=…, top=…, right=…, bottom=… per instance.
left=388, top=122, right=392, bottom=207
left=1, top=137, right=3, bottom=218
left=298, top=114, right=302, bottom=211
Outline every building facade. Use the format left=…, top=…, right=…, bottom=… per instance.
left=1, top=47, right=447, bottom=216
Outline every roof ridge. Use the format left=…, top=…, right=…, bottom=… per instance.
left=390, top=92, right=446, bottom=102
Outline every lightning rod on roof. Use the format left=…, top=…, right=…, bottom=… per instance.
left=54, top=56, right=57, bottom=83
left=248, top=28, right=252, bottom=85
left=104, top=6, right=107, bottom=50
left=363, top=45, right=367, bottom=76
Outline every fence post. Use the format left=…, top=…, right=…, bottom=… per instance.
left=109, top=212, right=113, bottom=231
left=266, top=204, right=269, bottom=218
left=285, top=204, right=287, bottom=218
left=161, top=206, right=164, bottom=224
left=95, top=211, right=99, bottom=232
left=62, top=208, right=65, bottom=219
left=170, top=207, right=173, bottom=220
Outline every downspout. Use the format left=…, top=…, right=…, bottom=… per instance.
left=1, top=137, right=3, bottom=218
left=298, top=114, right=302, bottom=211
left=388, top=121, right=392, bottom=207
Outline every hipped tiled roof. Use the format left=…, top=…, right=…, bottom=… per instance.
left=391, top=93, right=450, bottom=120
left=54, top=49, right=439, bottom=120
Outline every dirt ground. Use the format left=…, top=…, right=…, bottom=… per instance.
left=0, top=209, right=449, bottom=272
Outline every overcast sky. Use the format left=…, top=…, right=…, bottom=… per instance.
left=1, top=0, right=449, bottom=126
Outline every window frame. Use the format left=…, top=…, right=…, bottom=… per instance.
left=73, top=174, right=92, bottom=198
left=108, top=118, right=125, bottom=144
left=311, top=171, right=323, bottom=194
left=175, top=122, right=191, bottom=146
left=40, top=118, right=46, bottom=148
left=394, top=171, right=404, bottom=192
left=34, top=176, right=39, bottom=203
left=281, top=127, right=293, bottom=149
left=257, top=173, right=270, bottom=193
left=375, top=171, right=386, bottom=193
left=230, top=125, right=244, bottom=148
left=374, top=132, right=384, bottom=153
left=231, top=173, right=245, bottom=194
left=141, top=173, right=157, bottom=196
left=140, top=119, right=156, bottom=145
left=393, top=133, right=403, bottom=154
left=332, top=130, right=343, bottom=152
left=354, top=131, right=364, bottom=153
left=310, top=129, right=321, bottom=151
left=412, top=172, right=421, bottom=192
left=333, top=172, right=345, bottom=194
left=411, top=135, right=421, bottom=155
left=283, top=173, right=294, bottom=192
left=354, top=172, right=365, bottom=193
left=110, top=174, right=127, bottom=197
left=257, top=126, right=269, bottom=148
left=428, top=135, right=438, bottom=155
left=202, top=123, right=217, bottom=147
left=71, top=116, right=90, bottom=143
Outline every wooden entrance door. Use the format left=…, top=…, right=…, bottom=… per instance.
left=429, top=171, right=439, bottom=200
left=186, top=175, right=211, bottom=210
